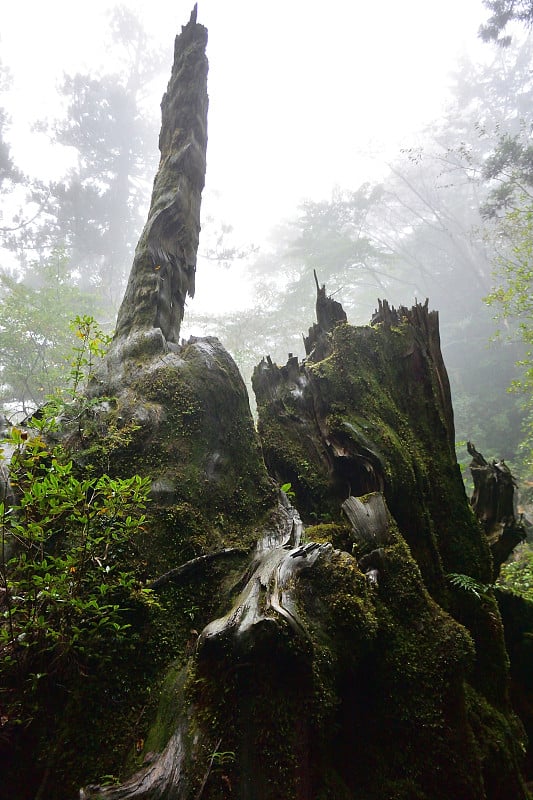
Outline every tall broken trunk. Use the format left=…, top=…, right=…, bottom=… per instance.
left=112, top=4, right=208, bottom=349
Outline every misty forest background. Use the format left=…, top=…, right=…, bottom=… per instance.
left=0, top=5, right=532, bottom=576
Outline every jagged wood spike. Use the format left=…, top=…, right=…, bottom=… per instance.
left=468, top=441, right=526, bottom=578
left=113, top=8, right=208, bottom=345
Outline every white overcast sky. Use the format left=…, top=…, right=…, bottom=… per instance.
left=1, top=0, right=489, bottom=313
left=2, top=0, right=488, bottom=221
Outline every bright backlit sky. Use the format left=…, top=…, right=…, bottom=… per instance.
left=1, top=0, right=489, bottom=312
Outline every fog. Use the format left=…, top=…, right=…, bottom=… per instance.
left=0, top=0, right=530, bottom=465
left=3, top=1, right=486, bottom=240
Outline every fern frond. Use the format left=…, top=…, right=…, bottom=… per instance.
left=447, top=572, right=492, bottom=598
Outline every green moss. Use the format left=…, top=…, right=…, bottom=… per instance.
left=257, top=404, right=335, bottom=520
left=449, top=587, right=511, bottom=706
left=497, top=589, right=533, bottom=780
left=352, top=539, right=485, bottom=798
left=9, top=312, right=527, bottom=798
left=190, top=628, right=313, bottom=800
left=252, top=316, right=528, bottom=795
left=300, top=549, right=378, bottom=650
left=320, top=324, right=491, bottom=582
left=143, top=663, right=188, bottom=753
left=305, top=522, right=353, bottom=550
left=466, top=683, right=527, bottom=799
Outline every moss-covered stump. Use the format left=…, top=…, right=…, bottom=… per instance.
left=82, top=334, right=274, bottom=550
left=253, top=300, right=491, bottom=595
left=3, top=302, right=529, bottom=798
left=66, top=333, right=276, bottom=615
left=1, top=0, right=529, bottom=790
left=248, top=297, right=528, bottom=799
left=81, top=500, right=525, bottom=800
left=0, top=333, right=275, bottom=800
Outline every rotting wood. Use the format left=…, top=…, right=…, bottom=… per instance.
left=303, top=270, right=347, bottom=361
left=113, top=4, right=208, bottom=347
left=371, top=298, right=456, bottom=448
left=468, top=441, right=526, bottom=577
left=79, top=725, right=189, bottom=800
left=342, top=492, right=392, bottom=585
left=342, top=492, right=391, bottom=552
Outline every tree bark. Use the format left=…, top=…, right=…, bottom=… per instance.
left=468, top=440, right=526, bottom=578
left=79, top=726, right=189, bottom=800
left=113, top=5, right=208, bottom=347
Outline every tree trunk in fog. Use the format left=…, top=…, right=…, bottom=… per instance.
left=112, top=4, right=208, bottom=348
left=468, top=441, right=526, bottom=578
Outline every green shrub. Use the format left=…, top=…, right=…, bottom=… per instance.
left=0, top=426, right=152, bottom=692
left=0, top=318, right=152, bottom=727
left=498, top=545, right=533, bottom=602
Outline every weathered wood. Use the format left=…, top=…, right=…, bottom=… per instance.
left=342, top=493, right=392, bottom=585
left=342, top=492, right=391, bottom=551
left=198, top=503, right=327, bottom=652
left=113, top=5, right=208, bottom=347
left=303, top=271, right=347, bottom=361
left=468, top=441, right=526, bottom=577
left=371, top=298, right=456, bottom=448
left=80, top=725, right=189, bottom=800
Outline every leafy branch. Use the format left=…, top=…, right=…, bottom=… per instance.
left=0, top=324, right=152, bottom=730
